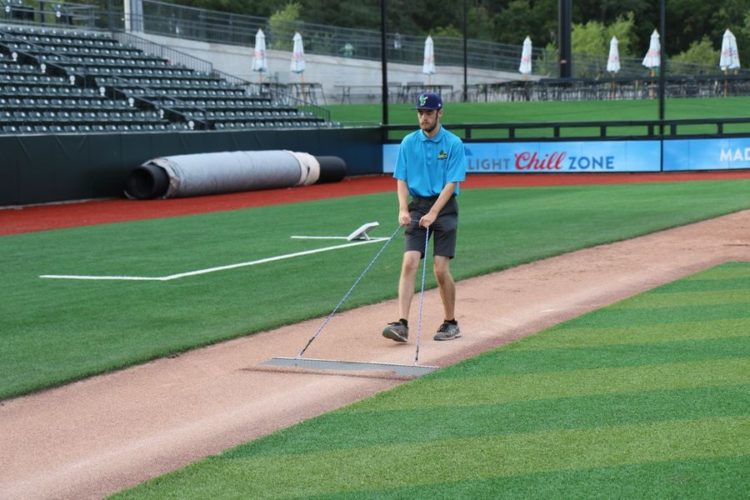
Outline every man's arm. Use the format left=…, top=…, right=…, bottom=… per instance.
left=397, top=179, right=412, bottom=226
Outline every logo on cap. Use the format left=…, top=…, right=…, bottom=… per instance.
left=416, top=92, right=442, bottom=110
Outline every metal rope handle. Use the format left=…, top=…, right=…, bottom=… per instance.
left=414, top=226, right=430, bottom=365
left=296, top=223, right=403, bottom=358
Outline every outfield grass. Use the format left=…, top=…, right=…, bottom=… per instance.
left=2, top=180, right=750, bottom=400
left=329, top=96, right=750, bottom=139
left=113, top=262, right=750, bottom=498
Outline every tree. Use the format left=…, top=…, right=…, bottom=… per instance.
left=606, top=12, right=636, bottom=57
left=493, top=0, right=557, bottom=47
left=571, top=20, right=607, bottom=76
left=671, top=36, right=719, bottom=73
left=570, top=13, right=636, bottom=77
left=268, top=2, right=301, bottom=51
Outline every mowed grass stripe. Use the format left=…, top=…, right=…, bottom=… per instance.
left=609, top=290, right=750, bottom=309
left=115, top=416, right=750, bottom=499
left=510, top=318, right=750, bottom=351
left=329, top=455, right=750, bottom=499
left=225, top=385, right=750, bottom=457
left=556, top=302, right=750, bottom=329
left=651, top=277, right=750, bottom=294
left=426, top=336, right=750, bottom=378
left=356, top=358, right=749, bottom=411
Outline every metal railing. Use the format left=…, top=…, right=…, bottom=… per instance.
left=384, top=116, right=750, bottom=142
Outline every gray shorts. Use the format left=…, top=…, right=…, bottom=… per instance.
left=404, top=196, right=459, bottom=258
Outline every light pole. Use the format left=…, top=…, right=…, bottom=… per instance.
left=380, top=0, right=389, bottom=125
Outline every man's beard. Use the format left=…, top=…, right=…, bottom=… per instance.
left=421, top=121, right=438, bottom=134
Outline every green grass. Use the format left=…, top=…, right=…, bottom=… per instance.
left=329, top=97, right=750, bottom=139
left=113, top=262, right=750, bottom=499
left=2, top=180, right=750, bottom=400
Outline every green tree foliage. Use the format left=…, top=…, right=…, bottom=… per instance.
left=493, top=0, right=558, bottom=47
left=671, top=36, right=720, bottom=73
left=606, top=12, right=636, bottom=57
left=570, top=13, right=636, bottom=77
left=268, top=2, right=301, bottom=50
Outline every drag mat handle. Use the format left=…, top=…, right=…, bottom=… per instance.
left=296, top=223, right=403, bottom=358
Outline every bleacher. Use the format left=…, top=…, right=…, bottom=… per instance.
left=0, top=24, right=327, bottom=134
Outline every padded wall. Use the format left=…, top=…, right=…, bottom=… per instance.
left=0, top=127, right=382, bottom=206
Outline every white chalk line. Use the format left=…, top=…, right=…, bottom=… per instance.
left=39, top=237, right=390, bottom=282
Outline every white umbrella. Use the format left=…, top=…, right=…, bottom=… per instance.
left=720, top=28, right=741, bottom=71
left=422, top=35, right=435, bottom=83
left=607, top=36, right=621, bottom=74
left=252, top=28, right=267, bottom=81
left=519, top=36, right=532, bottom=76
left=290, top=31, right=306, bottom=79
left=642, top=29, right=660, bottom=71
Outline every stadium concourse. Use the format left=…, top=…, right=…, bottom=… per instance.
left=0, top=169, right=749, bottom=498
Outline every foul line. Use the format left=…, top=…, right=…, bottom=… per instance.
left=39, top=238, right=389, bottom=282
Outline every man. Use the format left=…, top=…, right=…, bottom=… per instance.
left=383, top=92, right=467, bottom=343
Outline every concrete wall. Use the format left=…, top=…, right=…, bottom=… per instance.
left=136, top=32, right=530, bottom=104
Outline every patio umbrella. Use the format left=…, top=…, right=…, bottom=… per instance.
left=720, top=28, right=741, bottom=71
left=720, top=29, right=741, bottom=96
left=607, top=36, right=621, bottom=74
left=607, top=36, right=621, bottom=99
left=252, top=28, right=267, bottom=82
left=290, top=31, right=306, bottom=82
left=422, top=35, right=435, bottom=84
left=519, top=36, right=532, bottom=77
left=642, top=29, right=660, bottom=74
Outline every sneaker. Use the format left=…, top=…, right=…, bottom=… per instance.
left=382, top=321, right=408, bottom=342
left=434, top=321, right=461, bottom=341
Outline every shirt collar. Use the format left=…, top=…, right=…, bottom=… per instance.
left=419, top=125, right=443, bottom=142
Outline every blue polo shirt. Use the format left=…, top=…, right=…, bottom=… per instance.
left=393, top=126, right=466, bottom=197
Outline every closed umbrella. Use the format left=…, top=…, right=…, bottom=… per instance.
left=641, top=29, right=660, bottom=98
left=607, top=36, right=621, bottom=74
left=720, top=28, right=741, bottom=71
left=290, top=32, right=306, bottom=81
left=422, top=35, right=435, bottom=84
left=720, top=29, right=741, bottom=96
left=607, top=36, right=621, bottom=99
left=519, top=36, right=532, bottom=77
left=642, top=29, right=660, bottom=74
left=252, top=28, right=267, bottom=82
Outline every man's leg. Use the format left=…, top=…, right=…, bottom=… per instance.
left=398, top=250, right=421, bottom=320
left=383, top=250, right=421, bottom=342
left=433, top=255, right=455, bottom=320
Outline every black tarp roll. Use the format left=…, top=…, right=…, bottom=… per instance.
left=316, top=156, right=348, bottom=183
left=124, top=163, right=170, bottom=199
left=124, top=150, right=346, bottom=200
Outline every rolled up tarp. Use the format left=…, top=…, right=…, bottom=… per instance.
left=124, top=150, right=345, bottom=200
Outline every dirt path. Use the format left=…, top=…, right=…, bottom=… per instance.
left=1, top=204, right=748, bottom=499
left=1, top=172, right=749, bottom=498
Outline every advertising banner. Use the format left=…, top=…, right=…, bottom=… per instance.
left=383, top=140, right=661, bottom=173
left=663, top=138, right=750, bottom=171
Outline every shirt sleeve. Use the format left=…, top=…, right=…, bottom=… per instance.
left=446, top=138, right=467, bottom=183
left=393, top=136, right=409, bottom=181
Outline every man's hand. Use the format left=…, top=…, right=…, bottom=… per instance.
left=399, top=208, right=411, bottom=226
left=419, top=210, right=438, bottom=228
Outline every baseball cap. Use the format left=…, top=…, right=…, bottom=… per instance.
left=415, top=92, right=442, bottom=110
